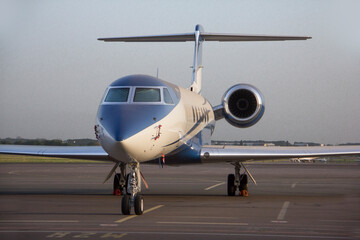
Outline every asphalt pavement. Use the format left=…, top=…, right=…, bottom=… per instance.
left=0, top=162, right=359, bottom=239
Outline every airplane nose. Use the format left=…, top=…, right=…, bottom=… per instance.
left=98, top=105, right=140, bottom=141
left=97, top=104, right=173, bottom=142
left=103, top=122, right=128, bottom=142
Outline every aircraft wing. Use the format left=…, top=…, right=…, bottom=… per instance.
left=200, top=145, right=360, bottom=163
left=0, top=145, right=111, bottom=161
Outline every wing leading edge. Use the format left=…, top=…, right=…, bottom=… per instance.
left=0, top=145, right=111, bottom=161
left=200, top=145, right=360, bottom=163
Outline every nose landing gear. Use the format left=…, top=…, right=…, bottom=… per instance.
left=121, top=162, right=144, bottom=215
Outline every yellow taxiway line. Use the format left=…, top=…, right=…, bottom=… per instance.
left=115, top=205, right=164, bottom=223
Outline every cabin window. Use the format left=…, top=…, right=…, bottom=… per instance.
left=163, top=88, right=174, bottom=104
left=104, top=88, right=130, bottom=102
left=134, top=88, right=161, bottom=102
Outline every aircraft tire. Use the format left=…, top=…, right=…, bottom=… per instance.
left=239, top=174, right=248, bottom=191
left=121, top=195, right=131, bottom=215
left=227, top=174, right=236, bottom=196
left=134, top=194, right=144, bottom=215
left=113, top=173, right=121, bottom=195
left=125, top=174, right=130, bottom=194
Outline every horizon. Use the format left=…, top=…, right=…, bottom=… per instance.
left=2, top=137, right=360, bottom=146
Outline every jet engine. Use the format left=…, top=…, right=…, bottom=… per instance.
left=220, top=84, right=265, bottom=128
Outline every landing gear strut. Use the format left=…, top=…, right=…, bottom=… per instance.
left=227, top=162, right=249, bottom=196
left=121, top=162, right=144, bottom=215
left=113, top=163, right=127, bottom=196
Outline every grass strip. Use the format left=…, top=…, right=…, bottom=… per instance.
left=0, top=154, right=103, bottom=163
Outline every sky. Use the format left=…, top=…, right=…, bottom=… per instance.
left=1, top=0, right=359, bottom=145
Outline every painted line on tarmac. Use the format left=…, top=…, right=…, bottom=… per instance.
left=320, top=219, right=360, bottom=223
left=115, top=205, right=164, bottom=223
left=175, top=216, right=237, bottom=219
left=277, top=201, right=290, bottom=221
left=204, top=182, right=225, bottom=191
left=157, top=221, right=248, bottom=226
left=291, top=183, right=297, bottom=188
left=271, top=220, right=288, bottom=224
left=100, top=224, right=118, bottom=227
left=45, top=232, right=127, bottom=239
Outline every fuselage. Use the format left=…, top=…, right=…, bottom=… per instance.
left=95, top=74, right=215, bottom=163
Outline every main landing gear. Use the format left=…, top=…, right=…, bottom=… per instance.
left=227, top=162, right=251, bottom=197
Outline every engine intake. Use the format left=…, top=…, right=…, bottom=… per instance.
left=222, top=84, right=265, bottom=128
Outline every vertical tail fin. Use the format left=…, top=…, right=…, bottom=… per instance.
left=189, top=24, right=204, bottom=94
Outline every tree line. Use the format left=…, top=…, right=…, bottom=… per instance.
left=0, top=138, right=99, bottom=146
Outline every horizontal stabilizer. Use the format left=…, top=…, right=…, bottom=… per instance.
left=98, top=24, right=311, bottom=96
left=98, top=33, right=311, bottom=42
left=201, top=33, right=311, bottom=41
left=98, top=33, right=195, bottom=42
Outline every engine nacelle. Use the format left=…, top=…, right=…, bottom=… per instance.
left=221, top=84, right=265, bottom=128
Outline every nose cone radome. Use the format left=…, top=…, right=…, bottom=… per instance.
left=98, top=104, right=174, bottom=142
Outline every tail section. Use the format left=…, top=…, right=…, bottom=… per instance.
left=189, top=24, right=204, bottom=94
left=98, top=25, right=311, bottom=95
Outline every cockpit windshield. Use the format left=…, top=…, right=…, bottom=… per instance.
left=104, top=88, right=130, bottom=102
left=103, top=86, right=175, bottom=104
left=134, top=88, right=161, bottom=102
left=163, top=88, right=174, bottom=104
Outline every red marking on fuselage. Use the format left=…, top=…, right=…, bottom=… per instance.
left=154, top=125, right=162, bottom=140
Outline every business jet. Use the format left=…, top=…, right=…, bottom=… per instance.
left=1, top=25, right=360, bottom=216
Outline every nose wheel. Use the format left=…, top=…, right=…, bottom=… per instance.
left=134, top=194, right=144, bottom=215
left=121, top=193, right=144, bottom=215
left=121, top=194, right=131, bottom=215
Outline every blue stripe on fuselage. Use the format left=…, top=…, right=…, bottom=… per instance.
left=163, top=109, right=210, bottom=147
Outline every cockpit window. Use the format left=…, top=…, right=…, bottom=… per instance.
left=104, top=88, right=130, bottom=102
left=134, top=88, right=161, bottom=102
left=163, top=88, right=174, bottom=104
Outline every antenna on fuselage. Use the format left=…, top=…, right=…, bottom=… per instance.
left=98, top=25, right=311, bottom=95
left=156, top=67, right=159, bottom=79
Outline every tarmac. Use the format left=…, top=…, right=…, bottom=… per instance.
left=0, top=162, right=359, bottom=240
